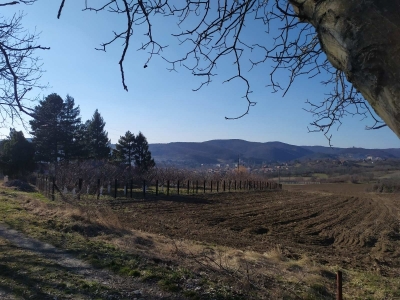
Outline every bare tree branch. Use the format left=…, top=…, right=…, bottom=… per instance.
left=56, top=0, right=385, bottom=142
left=0, top=10, right=49, bottom=127
left=57, top=0, right=66, bottom=19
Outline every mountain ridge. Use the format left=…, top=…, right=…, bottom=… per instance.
left=148, top=139, right=400, bottom=165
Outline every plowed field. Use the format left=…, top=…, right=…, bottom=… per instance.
left=117, top=184, right=400, bottom=273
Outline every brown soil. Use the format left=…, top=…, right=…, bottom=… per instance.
left=115, top=184, right=400, bottom=274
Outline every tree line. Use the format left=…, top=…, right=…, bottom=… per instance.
left=0, top=93, right=155, bottom=178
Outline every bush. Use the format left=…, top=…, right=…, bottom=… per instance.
left=368, top=179, right=400, bottom=193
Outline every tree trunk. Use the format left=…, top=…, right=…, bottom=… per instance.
left=291, top=0, right=400, bottom=138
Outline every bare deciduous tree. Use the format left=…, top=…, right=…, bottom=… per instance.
left=54, top=0, right=400, bottom=144
left=0, top=0, right=49, bottom=127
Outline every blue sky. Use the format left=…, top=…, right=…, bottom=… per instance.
left=2, top=1, right=400, bottom=148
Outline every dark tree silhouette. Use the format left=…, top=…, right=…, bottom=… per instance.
left=0, top=128, right=35, bottom=178
left=133, top=131, right=155, bottom=174
left=85, top=109, right=111, bottom=160
left=114, top=130, right=135, bottom=171
left=29, top=93, right=83, bottom=163
left=30, top=93, right=65, bottom=163
left=60, top=95, right=84, bottom=160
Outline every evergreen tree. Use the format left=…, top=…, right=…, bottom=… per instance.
left=30, top=93, right=65, bottom=163
left=114, top=131, right=135, bottom=170
left=29, top=93, right=83, bottom=163
left=73, top=122, right=90, bottom=159
left=86, top=109, right=110, bottom=160
left=133, top=132, right=155, bottom=173
left=0, top=129, right=35, bottom=178
left=60, top=95, right=84, bottom=160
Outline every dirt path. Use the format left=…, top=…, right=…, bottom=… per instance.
left=0, top=223, right=183, bottom=300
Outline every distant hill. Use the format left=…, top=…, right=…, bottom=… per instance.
left=150, top=140, right=314, bottom=165
left=301, top=146, right=399, bottom=160
left=149, top=139, right=400, bottom=165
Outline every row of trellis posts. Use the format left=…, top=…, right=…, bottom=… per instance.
left=36, top=175, right=282, bottom=201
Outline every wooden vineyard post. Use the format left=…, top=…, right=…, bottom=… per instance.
left=114, top=179, right=117, bottom=198
left=211, top=181, right=213, bottom=193
left=130, top=179, right=133, bottom=198
left=336, top=271, right=343, bottom=300
left=223, top=180, right=226, bottom=192
left=235, top=180, right=237, bottom=190
left=156, top=180, right=158, bottom=196
left=203, top=180, right=206, bottom=193
left=229, top=181, right=231, bottom=192
left=78, top=178, right=82, bottom=200
left=239, top=180, right=241, bottom=190
left=143, top=180, right=146, bottom=197
left=192, top=181, right=195, bottom=194
left=52, top=177, right=55, bottom=201
left=97, top=179, right=101, bottom=199
left=187, top=180, right=190, bottom=194
left=196, top=181, right=199, bottom=193
left=177, top=181, right=180, bottom=195
left=167, top=180, right=170, bottom=196
left=217, top=181, right=219, bottom=193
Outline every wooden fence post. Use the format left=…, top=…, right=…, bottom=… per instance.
left=192, top=181, right=195, bottom=194
left=211, top=181, right=213, bottom=193
left=235, top=180, right=236, bottom=190
left=336, top=271, right=343, bottom=300
left=78, top=178, right=83, bottom=200
left=52, top=177, right=55, bottom=201
left=187, top=180, right=190, bottom=194
left=114, top=179, right=117, bottom=198
left=143, top=180, right=146, bottom=197
left=223, top=180, right=226, bottom=192
left=228, top=181, right=231, bottom=192
left=203, top=180, right=206, bottom=193
left=239, top=180, right=241, bottom=190
left=217, top=181, right=219, bottom=193
left=130, top=179, right=133, bottom=198
left=167, top=180, right=170, bottom=196
left=177, top=180, right=180, bottom=195
left=196, top=181, right=199, bottom=193
left=97, top=179, right=101, bottom=199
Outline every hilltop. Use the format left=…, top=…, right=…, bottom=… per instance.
left=148, top=139, right=400, bottom=166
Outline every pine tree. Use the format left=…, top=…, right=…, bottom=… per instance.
left=30, top=93, right=65, bottom=163
left=86, top=109, right=110, bottom=160
left=29, top=93, right=83, bottom=163
left=133, top=131, right=155, bottom=173
left=114, top=131, right=135, bottom=170
left=0, top=128, right=35, bottom=178
left=60, top=95, right=84, bottom=160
